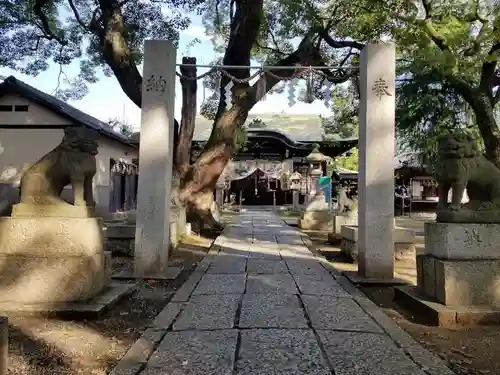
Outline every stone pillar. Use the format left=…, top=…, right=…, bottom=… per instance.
left=357, top=42, right=396, bottom=280
left=124, top=173, right=136, bottom=211
left=112, top=173, right=123, bottom=212
left=292, top=190, right=300, bottom=212
left=171, top=175, right=186, bottom=240
left=134, top=40, right=176, bottom=278
left=215, top=180, right=225, bottom=207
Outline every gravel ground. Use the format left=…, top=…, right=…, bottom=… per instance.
left=6, top=239, right=212, bottom=375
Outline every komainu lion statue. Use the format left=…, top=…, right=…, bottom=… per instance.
left=18, top=126, right=98, bottom=207
left=435, top=133, right=500, bottom=223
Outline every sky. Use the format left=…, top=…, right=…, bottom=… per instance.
left=0, top=12, right=332, bottom=130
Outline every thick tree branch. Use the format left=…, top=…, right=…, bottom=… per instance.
left=67, top=0, right=90, bottom=31
left=319, top=31, right=364, bottom=50
left=181, top=0, right=263, bottom=199
left=33, top=0, right=67, bottom=44
left=246, top=29, right=357, bottom=109
left=176, top=57, right=197, bottom=177
left=95, top=0, right=142, bottom=107
left=479, top=33, right=500, bottom=94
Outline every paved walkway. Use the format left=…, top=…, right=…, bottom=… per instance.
left=111, top=210, right=454, bottom=375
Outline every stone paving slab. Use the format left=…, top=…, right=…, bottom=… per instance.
left=302, top=295, right=384, bottom=333
left=142, top=330, right=238, bottom=375
left=285, top=259, right=329, bottom=275
left=235, top=329, right=331, bottom=375
left=245, top=273, right=298, bottom=294
left=207, top=257, right=247, bottom=274
left=248, top=252, right=281, bottom=260
left=246, top=259, right=288, bottom=274
left=317, top=330, right=426, bottom=375
left=279, top=250, right=316, bottom=261
left=239, top=293, right=308, bottom=328
left=192, top=274, right=246, bottom=295
left=293, top=274, right=352, bottom=296
left=173, top=294, right=241, bottom=330
left=116, top=209, right=454, bottom=375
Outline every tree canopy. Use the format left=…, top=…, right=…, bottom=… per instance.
left=2, top=0, right=500, bottom=218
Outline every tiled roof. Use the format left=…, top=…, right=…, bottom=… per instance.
left=0, top=76, right=133, bottom=146
left=194, top=114, right=331, bottom=142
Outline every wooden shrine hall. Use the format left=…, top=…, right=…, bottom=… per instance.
left=191, top=127, right=358, bottom=206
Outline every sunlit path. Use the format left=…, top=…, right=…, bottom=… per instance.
left=111, top=210, right=454, bottom=375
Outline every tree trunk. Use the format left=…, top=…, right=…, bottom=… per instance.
left=176, top=57, right=197, bottom=176
left=470, top=93, right=500, bottom=168
left=178, top=0, right=263, bottom=230
left=180, top=106, right=249, bottom=232
left=451, top=78, right=500, bottom=167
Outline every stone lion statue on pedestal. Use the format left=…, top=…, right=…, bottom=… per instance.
left=18, top=126, right=98, bottom=208
left=435, top=133, right=500, bottom=223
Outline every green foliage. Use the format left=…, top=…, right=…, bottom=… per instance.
left=321, top=79, right=359, bottom=140
left=107, top=117, right=135, bottom=138
left=331, top=148, right=358, bottom=171
left=247, top=118, right=267, bottom=128
left=4, top=0, right=499, bottom=167
left=0, top=0, right=201, bottom=100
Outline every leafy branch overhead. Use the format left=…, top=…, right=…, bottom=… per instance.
left=2, top=0, right=500, bottom=219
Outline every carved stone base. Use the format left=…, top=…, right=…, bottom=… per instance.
left=398, top=222, right=500, bottom=327
left=328, top=214, right=357, bottom=244
left=395, top=286, right=500, bottom=328
left=298, top=210, right=333, bottom=231
left=11, top=203, right=94, bottom=218
left=417, top=254, right=500, bottom=307
left=425, top=222, right=500, bottom=259
left=105, top=224, right=135, bottom=257
left=340, top=225, right=416, bottom=262
left=437, top=209, right=500, bottom=224
left=0, top=217, right=110, bottom=304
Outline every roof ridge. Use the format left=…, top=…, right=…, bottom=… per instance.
left=0, top=75, right=133, bottom=146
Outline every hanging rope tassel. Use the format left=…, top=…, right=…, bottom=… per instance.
left=224, top=80, right=234, bottom=108
left=323, top=81, right=333, bottom=108
left=255, top=70, right=267, bottom=102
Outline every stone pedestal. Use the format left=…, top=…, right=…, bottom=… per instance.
left=292, top=190, right=300, bottom=212
left=339, top=225, right=415, bottom=262
left=298, top=194, right=332, bottom=231
left=215, top=187, right=224, bottom=207
left=134, top=40, right=176, bottom=278
left=327, top=214, right=357, bottom=244
left=357, top=42, right=396, bottom=280
left=299, top=170, right=332, bottom=230
left=0, top=317, right=6, bottom=375
left=328, top=197, right=358, bottom=244
left=0, top=216, right=111, bottom=304
left=395, top=222, right=500, bottom=327
left=105, top=223, right=135, bottom=256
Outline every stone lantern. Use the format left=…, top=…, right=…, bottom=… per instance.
left=215, top=174, right=227, bottom=207
left=290, top=172, right=302, bottom=191
left=304, top=145, right=331, bottom=196
left=298, top=145, right=333, bottom=231
left=290, top=172, right=303, bottom=212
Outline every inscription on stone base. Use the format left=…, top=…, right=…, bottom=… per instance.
left=425, top=222, right=500, bottom=259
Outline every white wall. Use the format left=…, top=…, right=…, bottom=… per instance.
left=0, top=93, right=138, bottom=215
left=0, top=94, right=72, bottom=126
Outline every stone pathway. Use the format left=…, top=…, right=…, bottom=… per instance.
left=111, top=210, right=455, bottom=375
